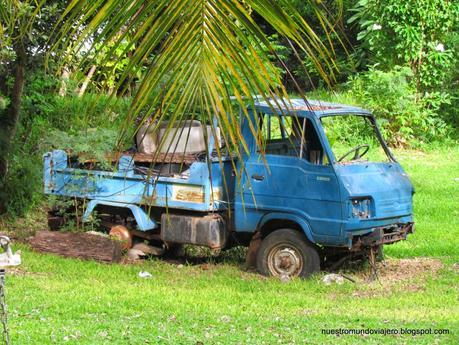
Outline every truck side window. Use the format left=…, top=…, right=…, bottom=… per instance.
left=260, top=114, right=327, bottom=165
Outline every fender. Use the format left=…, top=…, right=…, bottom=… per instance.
left=258, top=212, right=315, bottom=244
left=82, top=200, right=158, bottom=231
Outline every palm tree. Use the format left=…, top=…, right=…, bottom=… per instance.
left=53, top=0, right=340, bottom=159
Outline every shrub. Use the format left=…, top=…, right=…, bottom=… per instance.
left=349, top=0, right=458, bottom=93
left=348, top=0, right=458, bottom=144
left=347, top=67, right=451, bottom=146
left=308, top=66, right=454, bottom=147
left=2, top=72, right=131, bottom=215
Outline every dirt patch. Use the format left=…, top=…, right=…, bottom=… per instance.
left=349, top=257, right=443, bottom=297
left=5, top=267, right=28, bottom=276
left=373, top=257, right=443, bottom=283
left=5, top=267, right=50, bottom=278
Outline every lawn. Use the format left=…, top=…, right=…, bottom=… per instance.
left=4, top=147, right=459, bottom=344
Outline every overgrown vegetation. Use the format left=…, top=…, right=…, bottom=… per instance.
left=1, top=72, right=130, bottom=215
left=311, top=66, right=455, bottom=146
left=348, top=0, right=458, bottom=145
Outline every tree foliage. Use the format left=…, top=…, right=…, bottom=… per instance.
left=349, top=0, right=458, bottom=92
left=0, top=0, right=66, bottom=213
left=52, top=0, right=340, bottom=158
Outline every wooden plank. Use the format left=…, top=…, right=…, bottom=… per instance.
left=29, top=231, right=122, bottom=263
left=75, top=152, right=197, bottom=165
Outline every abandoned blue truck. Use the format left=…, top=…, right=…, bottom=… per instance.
left=43, top=99, right=414, bottom=278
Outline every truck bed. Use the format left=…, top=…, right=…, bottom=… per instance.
left=44, top=150, right=234, bottom=231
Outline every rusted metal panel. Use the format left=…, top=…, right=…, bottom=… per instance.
left=351, top=222, right=414, bottom=251
left=172, top=185, right=205, bottom=203
left=294, top=105, right=340, bottom=111
left=76, top=152, right=198, bottom=165
left=160, top=214, right=227, bottom=249
left=130, top=152, right=197, bottom=165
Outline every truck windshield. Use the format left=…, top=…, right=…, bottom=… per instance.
left=320, top=115, right=391, bottom=163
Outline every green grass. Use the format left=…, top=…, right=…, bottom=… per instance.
left=385, top=147, right=459, bottom=262
left=5, top=147, right=459, bottom=344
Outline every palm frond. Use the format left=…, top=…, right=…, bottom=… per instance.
left=0, top=0, right=45, bottom=51
left=52, top=0, right=340, bottom=168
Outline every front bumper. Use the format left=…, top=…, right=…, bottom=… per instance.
left=350, top=222, right=414, bottom=251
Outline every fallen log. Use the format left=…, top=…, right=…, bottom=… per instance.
left=29, top=231, right=122, bottom=263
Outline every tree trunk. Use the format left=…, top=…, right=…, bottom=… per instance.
left=58, top=67, right=70, bottom=96
left=29, top=231, right=123, bottom=263
left=0, top=42, right=26, bottom=213
left=78, top=65, right=96, bottom=97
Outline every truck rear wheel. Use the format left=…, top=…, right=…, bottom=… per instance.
left=256, top=229, right=320, bottom=279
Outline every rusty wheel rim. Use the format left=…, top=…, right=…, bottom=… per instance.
left=109, top=225, right=133, bottom=250
left=267, top=244, right=303, bottom=277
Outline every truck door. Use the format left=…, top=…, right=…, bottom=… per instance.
left=234, top=114, right=342, bottom=243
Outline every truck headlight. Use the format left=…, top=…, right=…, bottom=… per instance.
left=350, top=198, right=373, bottom=219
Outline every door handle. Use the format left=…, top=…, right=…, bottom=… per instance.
left=251, top=174, right=265, bottom=181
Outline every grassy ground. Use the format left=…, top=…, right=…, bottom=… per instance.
left=4, top=147, right=459, bottom=344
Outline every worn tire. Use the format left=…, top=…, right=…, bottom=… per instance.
left=256, top=229, right=320, bottom=279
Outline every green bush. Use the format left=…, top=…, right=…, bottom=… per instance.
left=45, top=127, right=120, bottom=167
left=346, top=0, right=458, bottom=145
left=2, top=72, right=131, bottom=216
left=349, top=0, right=458, bottom=92
left=347, top=66, right=452, bottom=146
left=307, top=67, right=454, bottom=147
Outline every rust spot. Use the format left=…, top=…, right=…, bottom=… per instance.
left=211, top=188, right=222, bottom=203
left=141, top=194, right=157, bottom=205
left=109, top=225, right=133, bottom=250
left=172, top=185, right=205, bottom=203
left=174, top=190, right=204, bottom=203
left=294, top=105, right=340, bottom=111
left=77, top=152, right=197, bottom=165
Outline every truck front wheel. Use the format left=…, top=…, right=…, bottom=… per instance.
left=256, top=229, right=320, bottom=279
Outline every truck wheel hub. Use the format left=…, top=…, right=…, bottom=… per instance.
left=268, top=246, right=303, bottom=277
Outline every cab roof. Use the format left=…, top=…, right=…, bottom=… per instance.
left=252, top=98, right=372, bottom=118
